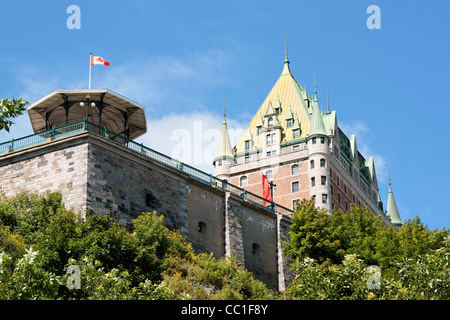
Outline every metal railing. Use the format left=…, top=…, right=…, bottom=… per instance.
left=0, top=120, right=293, bottom=216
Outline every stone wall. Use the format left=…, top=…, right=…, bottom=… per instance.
left=0, top=134, right=88, bottom=213
left=0, top=132, right=293, bottom=290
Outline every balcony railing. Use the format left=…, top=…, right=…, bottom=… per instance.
left=0, top=120, right=293, bottom=216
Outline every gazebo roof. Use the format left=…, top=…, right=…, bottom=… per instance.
left=27, top=89, right=147, bottom=140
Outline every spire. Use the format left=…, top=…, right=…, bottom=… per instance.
left=284, top=33, right=289, bottom=63
left=308, top=98, right=327, bottom=137
left=314, top=74, right=317, bottom=101
left=281, top=33, right=291, bottom=75
left=223, top=100, right=227, bottom=122
left=327, top=86, right=330, bottom=114
left=214, top=102, right=234, bottom=163
left=386, top=172, right=402, bottom=226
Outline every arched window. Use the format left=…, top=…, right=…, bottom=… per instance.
left=240, top=176, right=248, bottom=186
left=198, top=222, right=207, bottom=234
left=310, top=160, right=315, bottom=169
left=291, top=164, right=299, bottom=175
left=320, top=158, right=326, bottom=167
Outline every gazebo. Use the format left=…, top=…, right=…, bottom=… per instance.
left=27, top=89, right=147, bottom=140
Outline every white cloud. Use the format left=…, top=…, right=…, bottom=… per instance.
left=136, top=112, right=245, bottom=174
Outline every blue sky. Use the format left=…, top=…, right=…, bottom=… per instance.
left=0, top=0, right=449, bottom=230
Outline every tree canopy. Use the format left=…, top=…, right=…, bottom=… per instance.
left=283, top=199, right=450, bottom=299
left=0, top=191, right=448, bottom=300
left=0, top=97, right=28, bottom=132
left=0, top=190, right=279, bottom=300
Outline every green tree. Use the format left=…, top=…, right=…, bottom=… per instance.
left=0, top=97, right=28, bottom=132
left=0, top=190, right=278, bottom=300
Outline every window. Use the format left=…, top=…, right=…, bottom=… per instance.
left=312, top=195, right=316, bottom=203
left=291, top=164, right=299, bottom=175
left=198, top=222, right=207, bottom=234
left=330, top=167, right=333, bottom=178
left=321, top=176, right=326, bottom=185
left=353, top=194, right=356, bottom=203
left=286, top=119, right=293, bottom=128
left=245, top=140, right=250, bottom=150
left=312, top=137, right=317, bottom=144
left=293, top=129, right=300, bottom=139
left=252, top=243, right=260, bottom=255
left=338, top=193, right=341, bottom=204
left=266, top=133, right=276, bottom=145
left=240, top=176, right=248, bottom=186
left=310, top=160, right=315, bottom=169
left=344, top=184, right=347, bottom=194
left=272, top=150, right=276, bottom=156
left=322, top=194, right=328, bottom=204
left=331, top=185, right=334, bottom=196
left=266, top=170, right=273, bottom=180
left=293, top=200, right=300, bottom=211
left=337, top=176, right=340, bottom=186
left=266, top=151, right=271, bottom=157
left=320, top=158, right=326, bottom=167
left=311, top=177, right=315, bottom=187
left=245, top=156, right=250, bottom=163
left=146, top=192, right=158, bottom=207
left=217, top=159, right=222, bottom=166
left=293, top=145, right=300, bottom=151
left=292, top=181, right=299, bottom=193
left=257, top=126, right=262, bottom=135
left=321, top=137, right=325, bottom=144
left=268, top=117, right=274, bottom=127
left=345, top=201, right=349, bottom=211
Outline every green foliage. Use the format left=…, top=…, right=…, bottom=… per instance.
left=284, top=199, right=450, bottom=300
left=0, top=97, right=28, bottom=132
left=0, top=191, right=277, bottom=300
left=0, top=248, right=61, bottom=300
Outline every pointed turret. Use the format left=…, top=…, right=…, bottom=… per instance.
left=214, top=104, right=234, bottom=164
left=308, top=98, right=327, bottom=137
left=386, top=174, right=402, bottom=226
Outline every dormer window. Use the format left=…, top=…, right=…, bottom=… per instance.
left=257, top=126, right=262, bottom=135
left=293, top=128, right=300, bottom=139
left=268, top=117, right=274, bottom=127
left=286, top=119, right=293, bottom=128
left=245, top=140, right=251, bottom=150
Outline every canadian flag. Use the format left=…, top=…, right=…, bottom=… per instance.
left=262, top=173, right=273, bottom=206
left=90, top=56, right=110, bottom=66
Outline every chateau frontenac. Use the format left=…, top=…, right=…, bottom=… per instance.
left=0, top=47, right=401, bottom=291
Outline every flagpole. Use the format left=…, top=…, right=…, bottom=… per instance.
left=88, top=53, right=92, bottom=89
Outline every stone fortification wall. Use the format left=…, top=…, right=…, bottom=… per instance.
left=0, top=132, right=293, bottom=290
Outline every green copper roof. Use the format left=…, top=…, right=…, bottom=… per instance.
left=213, top=111, right=234, bottom=163
left=386, top=176, right=402, bottom=226
left=308, top=99, right=327, bottom=137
